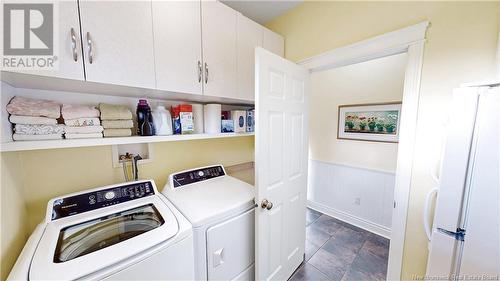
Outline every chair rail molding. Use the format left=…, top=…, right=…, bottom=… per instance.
left=299, top=21, right=429, bottom=280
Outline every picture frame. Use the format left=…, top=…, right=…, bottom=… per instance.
left=337, top=102, right=402, bottom=143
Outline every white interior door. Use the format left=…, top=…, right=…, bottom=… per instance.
left=79, top=0, right=156, bottom=89
left=255, top=47, right=310, bottom=281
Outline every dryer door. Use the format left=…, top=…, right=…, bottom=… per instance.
left=206, top=208, right=255, bottom=280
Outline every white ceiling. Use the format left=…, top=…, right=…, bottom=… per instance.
left=221, top=0, right=303, bottom=24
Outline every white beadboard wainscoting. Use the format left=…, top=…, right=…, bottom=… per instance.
left=307, top=159, right=395, bottom=238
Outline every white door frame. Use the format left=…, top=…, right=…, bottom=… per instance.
left=299, top=21, right=429, bottom=280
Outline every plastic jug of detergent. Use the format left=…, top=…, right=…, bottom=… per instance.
left=152, top=105, right=173, bottom=135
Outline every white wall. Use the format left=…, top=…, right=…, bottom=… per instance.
left=309, top=53, right=407, bottom=172
left=308, top=160, right=395, bottom=237
left=308, top=53, right=407, bottom=234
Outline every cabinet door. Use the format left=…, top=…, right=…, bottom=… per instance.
left=201, top=1, right=237, bottom=98
left=237, top=14, right=263, bottom=102
left=152, top=1, right=202, bottom=95
left=79, top=0, right=155, bottom=89
left=5, top=1, right=84, bottom=81
left=263, top=28, right=284, bottom=57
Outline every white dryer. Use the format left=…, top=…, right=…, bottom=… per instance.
left=163, top=165, right=255, bottom=281
left=8, top=180, right=195, bottom=280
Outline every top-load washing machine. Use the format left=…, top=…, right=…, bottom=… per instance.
left=162, top=165, right=255, bottom=281
left=8, top=180, right=195, bottom=280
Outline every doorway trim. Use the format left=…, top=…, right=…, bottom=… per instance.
left=298, top=21, right=429, bottom=280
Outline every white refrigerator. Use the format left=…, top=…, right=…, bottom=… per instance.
left=424, top=84, right=499, bottom=279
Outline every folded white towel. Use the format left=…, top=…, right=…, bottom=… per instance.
left=9, top=115, right=58, bottom=125
left=64, top=126, right=104, bottom=134
left=64, top=117, right=101, bottom=127
left=13, top=134, right=63, bottom=141
left=14, top=124, right=65, bottom=135
left=65, top=133, right=103, bottom=139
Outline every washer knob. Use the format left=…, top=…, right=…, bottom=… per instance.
left=104, top=191, right=115, bottom=200
left=198, top=171, right=204, bottom=177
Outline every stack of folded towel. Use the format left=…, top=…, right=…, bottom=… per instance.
left=7, top=96, right=64, bottom=141
left=62, top=104, right=103, bottom=139
left=99, top=103, right=134, bottom=137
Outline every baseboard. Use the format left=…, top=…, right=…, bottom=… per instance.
left=307, top=200, right=391, bottom=239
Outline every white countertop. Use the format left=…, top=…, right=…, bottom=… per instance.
left=226, top=162, right=255, bottom=186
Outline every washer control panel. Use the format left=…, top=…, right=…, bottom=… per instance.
left=51, top=181, right=155, bottom=220
left=171, top=165, right=225, bottom=188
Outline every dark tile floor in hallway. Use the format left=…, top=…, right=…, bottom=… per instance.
left=290, top=208, right=390, bottom=281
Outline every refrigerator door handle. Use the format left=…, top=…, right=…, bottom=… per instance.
left=437, top=227, right=466, bottom=241
left=423, top=187, right=439, bottom=241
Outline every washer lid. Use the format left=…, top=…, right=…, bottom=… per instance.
left=30, top=195, right=178, bottom=280
left=163, top=176, right=255, bottom=227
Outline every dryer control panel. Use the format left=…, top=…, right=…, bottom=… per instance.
left=170, top=165, right=225, bottom=188
left=51, top=181, right=155, bottom=220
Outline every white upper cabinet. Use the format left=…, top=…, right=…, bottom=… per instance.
left=5, top=1, right=85, bottom=81
left=201, top=1, right=238, bottom=98
left=236, top=14, right=263, bottom=102
left=56, top=1, right=85, bottom=81
left=152, top=1, right=203, bottom=95
left=78, top=0, right=156, bottom=89
left=2, top=0, right=285, bottom=103
left=263, top=28, right=285, bottom=57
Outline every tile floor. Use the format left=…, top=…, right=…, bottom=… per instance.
left=290, top=208, right=390, bottom=281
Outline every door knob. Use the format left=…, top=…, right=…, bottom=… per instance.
left=261, top=199, right=273, bottom=210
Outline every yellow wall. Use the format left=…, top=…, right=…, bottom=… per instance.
left=0, top=153, right=28, bottom=281
left=266, top=2, right=499, bottom=279
left=0, top=136, right=254, bottom=278
left=310, top=53, right=406, bottom=172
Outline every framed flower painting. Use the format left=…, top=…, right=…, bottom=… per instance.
left=337, top=102, right=402, bottom=143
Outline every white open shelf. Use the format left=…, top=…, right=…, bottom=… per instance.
left=1, top=71, right=254, bottom=105
left=1, top=77, right=255, bottom=153
left=0, top=132, right=254, bottom=152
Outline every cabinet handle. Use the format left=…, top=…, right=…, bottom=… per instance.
left=86, top=32, right=93, bottom=64
left=70, top=28, right=78, bottom=62
left=204, top=62, right=208, bottom=84
left=198, top=61, right=202, bottom=83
